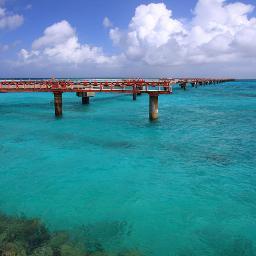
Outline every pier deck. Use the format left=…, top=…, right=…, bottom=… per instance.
left=0, top=80, right=171, bottom=94
left=0, top=78, right=233, bottom=120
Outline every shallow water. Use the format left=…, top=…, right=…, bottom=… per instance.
left=0, top=80, right=255, bottom=255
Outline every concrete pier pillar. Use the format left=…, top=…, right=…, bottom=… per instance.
left=149, top=94, right=158, bottom=120
left=54, top=92, right=62, bottom=117
left=76, top=92, right=95, bottom=105
left=180, top=83, right=187, bottom=90
left=133, top=85, right=137, bottom=100
left=82, top=96, right=90, bottom=104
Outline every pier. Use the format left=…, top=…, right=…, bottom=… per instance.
left=0, top=78, right=233, bottom=120
left=174, top=78, right=235, bottom=90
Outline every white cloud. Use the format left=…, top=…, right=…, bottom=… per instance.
left=14, top=0, right=256, bottom=77
left=0, top=7, right=23, bottom=30
left=188, top=0, right=256, bottom=58
left=103, top=17, right=113, bottom=28
left=19, top=49, right=39, bottom=60
left=20, top=20, right=119, bottom=65
left=109, top=1, right=256, bottom=67
left=110, top=3, right=186, bottom=63
left=32, top=20, right=75, bottom=49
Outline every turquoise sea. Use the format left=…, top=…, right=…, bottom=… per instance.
left=0, top=80, right=255, bottom=255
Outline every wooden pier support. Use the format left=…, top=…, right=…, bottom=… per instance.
left=53, top=92, right=62, bottom=117
left=82, top=96, right=90, bottom=104
left=149, top=94, right=158, bottom=120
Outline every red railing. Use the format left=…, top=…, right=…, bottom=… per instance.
left=0, top=80, right=172, bottom=94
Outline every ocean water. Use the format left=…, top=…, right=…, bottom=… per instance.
left=0, top=80, right=255, bottom=255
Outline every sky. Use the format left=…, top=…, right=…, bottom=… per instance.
left=0, top=0, right=256, bottom=78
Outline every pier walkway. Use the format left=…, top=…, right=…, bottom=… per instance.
left=0, top=78, right=233, bottom=120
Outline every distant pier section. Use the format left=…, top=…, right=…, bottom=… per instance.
left=160, top=78, right=235, bottom=91
left=0, top=78, right=234, bottom=120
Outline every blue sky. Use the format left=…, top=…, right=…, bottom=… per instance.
left=1, top=0, right=256, bottom=77
left=2, top=0, right=197, bottom=53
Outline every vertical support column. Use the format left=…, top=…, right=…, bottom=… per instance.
left=137, top=85, right=142, bottom=96
left=82, top=96, right=90, bottom=104
left=54, top=91, right=62, bottom=117
left=149, top=94, right=158, bottom=120
left=77, top=92, right=95, bottom=105
left=133, top=85, right=137, bottom=101
left=180, top=83, right=187, bottom=90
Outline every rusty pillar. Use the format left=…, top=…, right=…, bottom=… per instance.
left=54, top=91, right=62, bottom=117
left=149, top=94, right=158, bottom=120
left=82, top=96, right=90, bottom=104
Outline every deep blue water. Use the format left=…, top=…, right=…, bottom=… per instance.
left=0, top=80, right=255, bottom=255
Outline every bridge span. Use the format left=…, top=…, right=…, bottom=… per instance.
left=0, top=78, right=233, bottom=120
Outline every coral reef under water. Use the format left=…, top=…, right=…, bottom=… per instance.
left=0, top=212, right=142, bottom=256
